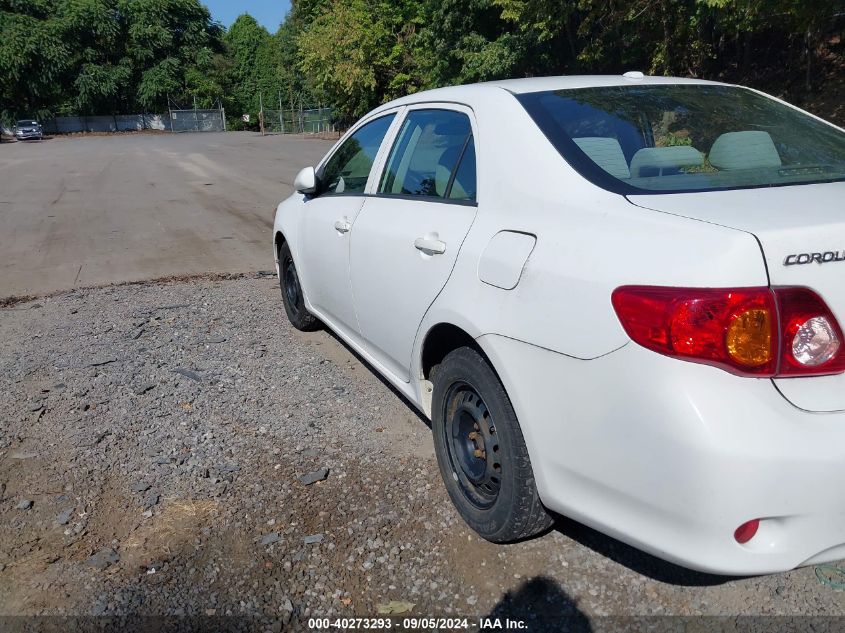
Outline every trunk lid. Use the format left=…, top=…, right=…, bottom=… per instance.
left=628, top=181, right=845, bottom=412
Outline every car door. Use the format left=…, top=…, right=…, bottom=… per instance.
left=298, top=113, right=397, bottom=336
left=349, top=105, right=479, bottom=382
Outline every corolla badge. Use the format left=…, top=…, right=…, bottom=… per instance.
left=784, top=251, right=845, bottom=266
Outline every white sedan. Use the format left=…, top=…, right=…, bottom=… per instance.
left=273, top=74, right=845, bottom=575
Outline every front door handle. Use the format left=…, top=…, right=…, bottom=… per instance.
left=414, top=237, right=447, bottom=256
left=334, top=219, right=352, bottom=234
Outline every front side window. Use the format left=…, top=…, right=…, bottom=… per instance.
left=517, top=85, right=845, bottom=194
left=379, top=109, right=475, bottom=201
left=319, top=114, right=395, bottom=196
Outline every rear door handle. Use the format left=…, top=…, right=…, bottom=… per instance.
left=414, top=237, right=447, bottom=256
left=334, top=219, right=352, bottom=234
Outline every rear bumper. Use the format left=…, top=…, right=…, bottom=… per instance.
left=478, top=334, right=845, bottom=575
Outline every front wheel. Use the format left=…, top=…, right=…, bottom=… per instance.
left=277, top=241, right=319, bottom=331
left=431, top=347, right=553, bottom=542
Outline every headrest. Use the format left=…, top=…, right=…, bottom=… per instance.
left=629, top=146, right=704, bottom=178
left=573, top=137, right=631, bottom=179
left=709, top=131, right=782, bottom=170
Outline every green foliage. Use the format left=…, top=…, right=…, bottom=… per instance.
left=1, top=0, right=843, bottom=125
left=0, top=0, right=222, bottom=121
left=297, top=0, right=424, bottom=118
left=414, top=0, right=528, bottom=86
left=224, top=14, right=272, bottom=118
left=0, top=2, right=72, bottom=120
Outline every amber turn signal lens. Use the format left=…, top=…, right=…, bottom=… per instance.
left=726, top=308, right=773, bottom=367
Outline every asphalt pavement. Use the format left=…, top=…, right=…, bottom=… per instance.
left=0, top=133, right=334, bottom=297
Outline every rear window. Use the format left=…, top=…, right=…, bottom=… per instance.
left=517, top=85, right=845, bottom=194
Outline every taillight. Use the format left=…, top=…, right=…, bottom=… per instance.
left=776, top=287, right=845, bottom=376
left=611, top=286, right=845, bottom=377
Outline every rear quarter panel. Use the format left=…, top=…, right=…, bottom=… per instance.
left=415, top=90, right=770, bottom=365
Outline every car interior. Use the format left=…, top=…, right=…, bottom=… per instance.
left=573, top=130, right=784, bottom=179
left=519, top=85, right=845, bottom=192
left=379, top=112, right=475, bottom=201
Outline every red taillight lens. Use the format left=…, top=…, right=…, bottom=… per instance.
left=611, top=286, right=778, bottom=376
left=611, top=286, right=845, bottom=377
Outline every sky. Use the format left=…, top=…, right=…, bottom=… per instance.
left=203, top=1, right=291, bottom=32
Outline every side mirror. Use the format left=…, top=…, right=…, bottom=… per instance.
left=294, top=166, right=317, bottom=195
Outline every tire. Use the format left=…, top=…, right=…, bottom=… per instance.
left=277, top=241, right=319, bottom=332
left=431, top=347, right=553, bottom=542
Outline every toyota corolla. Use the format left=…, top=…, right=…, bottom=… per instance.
left=272, top=74, right=845, bottom=575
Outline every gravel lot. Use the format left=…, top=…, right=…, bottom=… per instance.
left=3, top=275, right=845, bottom=630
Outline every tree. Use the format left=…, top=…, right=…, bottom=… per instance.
left=0, top=0, right=223, bottom=121
left=275, top=13, right=316, bottom=112
left=3, top=0, right=844, bottom=125
left=224, top=14, right=273, bottom=119
left=119, top=0, right=223, bottom=111
left=0, top=0, right=73, bottom=120
left=297, top=0, right=424, bottom=117
left=415, top=0, right=527, bottom=87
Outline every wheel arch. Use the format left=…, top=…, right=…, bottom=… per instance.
left=273, top=230, right=287, bottom=279
left=421, top=323, right=482, bottom=381
left=418, top=321, right=500, bottom=417
left=274, top=230, right=286, bottom=256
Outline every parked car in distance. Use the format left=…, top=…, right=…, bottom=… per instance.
left=15, top=120, right=43, bottom=140
left=273, top=74, right=845, bottom=575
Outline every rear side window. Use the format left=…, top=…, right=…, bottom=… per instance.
left=379, top=109, right=476, bottom=201
left=319, top=114, right=395, bottom=196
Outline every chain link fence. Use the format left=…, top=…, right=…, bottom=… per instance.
left=169, top=108, right=226, bottom=133
left=260, top=107, right=333, bottom=135
left=42, top=114, right=171, bottom=134
left=261, top=109, right=285, bottom=135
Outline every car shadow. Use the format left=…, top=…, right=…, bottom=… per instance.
left=483, top=575, right=592, bottom=632
left=305, top=320, right=734, bottom=588
left=4, top=137, right=51, bottom=143
left=548, top=514, right=735, bottom=587
left=307, top=322, right=432, bottom=429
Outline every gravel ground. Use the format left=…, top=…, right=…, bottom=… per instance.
left=2, top=276, right=845, bottom=631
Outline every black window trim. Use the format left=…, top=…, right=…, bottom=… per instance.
left=444, top=132, right=473, bottom=200
left=373, top=106, right=479, bottom=207
left=365, top=192, right=478, bottom=207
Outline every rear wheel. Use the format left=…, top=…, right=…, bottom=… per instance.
left=277, top=241, right=319, bottom=331
left=431, top=347, right=553, bottom=542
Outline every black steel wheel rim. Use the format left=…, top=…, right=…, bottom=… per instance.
left=443, top=381, right=501, bottom=509
left=282, top=254, right=301, bottom=316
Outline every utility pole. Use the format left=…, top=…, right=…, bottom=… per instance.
left=193, top=94, right=199, bottom=132
left=279, top=90, right=284, bottom=135
left=259, top=93, right=265, bottom=136
left=167, top=94, right=174, bottom=133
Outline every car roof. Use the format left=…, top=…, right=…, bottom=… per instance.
left=375, top=75, right=730, bottom=112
